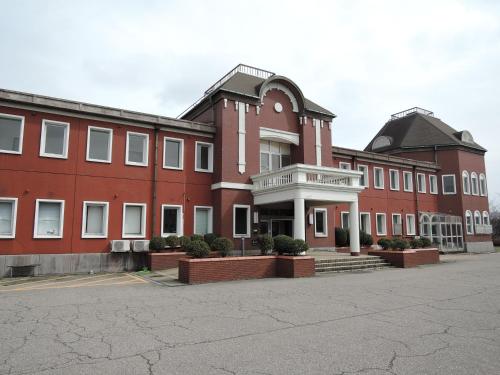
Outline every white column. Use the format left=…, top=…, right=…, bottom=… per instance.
left=294, top=198, right=305, bottom=240
left=349, top=200, right=360, bottom=256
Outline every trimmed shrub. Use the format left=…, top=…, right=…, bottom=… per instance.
left=164, top=235, right=180, bottom=248
left=420, top=237, right=432, bottom=248
left=273, top=235, right=296, bottom=255
left=291, top=239, right=309, bottom=255
left=392, top=238, right=409, bottom=251
left=149, top=236, right=166, bottom=251
left=179, top=235, right=191, bottom=248
left=211, top=237, right=233, bottom=257
left=377, top=238, right=392, bottom=250
left=185, top=240, right=210, bottom=258
left=335, top=227, right=349, bottom=247
left=359, top=231, right=373, bottom=247
left=410, top=238, right=423, bottom=249
left=204, top=233, right=218, bottom=246
left=258, top=235, right=274, bottom=255
left=190, top=234, right=204, bottom=242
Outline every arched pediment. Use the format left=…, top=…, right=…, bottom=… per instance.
left=258, top=76, right=305, bottom=113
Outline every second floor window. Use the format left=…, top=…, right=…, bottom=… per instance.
left=87, top=126, right=113, bottom=163
left=126, top=132, right=148, bottom=166
left=260, top=140, right=291, bottom=172
left=0, top=113, right=24, bottom=154
left=195, top=142, right=214, bottom=172
left=40, top=120, right=70, bottom=159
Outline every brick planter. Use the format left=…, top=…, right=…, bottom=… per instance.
left=368, top=248, right=440, bottom=268
left=178, top=255, right=315, bottom=284
left=148, top=252, right=188, bottom=271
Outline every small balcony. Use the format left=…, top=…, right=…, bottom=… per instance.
left=475, top=224, right=493, bottom=235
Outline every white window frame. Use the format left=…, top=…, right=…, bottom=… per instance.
left=0, top=113, right=25, bottom=155
left=122, top=203, right=147, bottom=239
left=357, top=164, right=369, bottom=188
left=479, top=173, right=487, bottom=196
left=193, top=206, right=213, bottom=235
left=34, top=199, right=65, bottom=239
left=259, top=140, right=292, bottom=173
left=125, top=131, right=149, bottom=167
left=39, top=119, right=70, bottom=159
left=465, top=210, right=473, bottom=234
left=417, top=173, right=426, bottom=193
left=81, top=201, right=109, bottom=239
left=163, top=136, right=184, bottom=170
left=474, top=210, right=481, bottom=227
left=376, top=213, right=387, bottom=236
left=392, top=213, right=402, bottom=235
left=406, top=214, right=416, bottom=235
left=374, top=167, right=384, bottom=189
left=0, top=197, right=18, bottom=239
left=389, top=169, right=400, bottom=191
left=339, top=162, right=351, bottom=170
left=403, top=171, right=413, bottom=192
left=462, top=171, right=470, bottom=195
left=161, top=204, right=183, bottom=237
left=314, top=208, right=328, bottom=237
left=86, top=126, right=113, bottom=163
left=340, top=211, right=350, bottom=230
left=359, top=212, right=371, bottom=234
left=195, top=141, right=214, bottom=173
left=471, top=172, right=479, bottom=196
left=233, top=204, right=251, bottom=238
left=429, top=175, right=438, bottom=194
left=441, top=174, right=457, bottom=195
left=482, top=211, right=490, bottom=225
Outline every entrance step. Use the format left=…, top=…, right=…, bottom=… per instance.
left=315, top=255, right=392, bottom=273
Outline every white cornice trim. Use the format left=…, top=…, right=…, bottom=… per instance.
left=211, top=182, right=253, bottom=191
left=259, top=127, right=300, bottom=145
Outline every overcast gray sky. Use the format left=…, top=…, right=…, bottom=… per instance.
left=1, top=0, right=499, bottom=204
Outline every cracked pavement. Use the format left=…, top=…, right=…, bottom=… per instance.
left=1, top=253, right=499, bottom=375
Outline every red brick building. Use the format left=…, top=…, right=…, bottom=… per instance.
left=0, top=64, right=493, bottom=275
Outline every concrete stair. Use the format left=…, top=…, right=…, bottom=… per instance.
left=315, top=255, right=392, bottom=273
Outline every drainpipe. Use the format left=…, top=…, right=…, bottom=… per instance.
left=414, top=166, right=420, bottom=236
left=151, top=126, right=159, bottom=238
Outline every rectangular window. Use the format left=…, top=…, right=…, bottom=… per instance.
left=392, top=214, right=402, bottom=235
left=429, top=175, right=438, bottom=194
left=122, top=203, right=146, bottom=238
left=0, top=113, right=24, bottom=154
left=260, top=140, right=291, bottom=172
left=360, top=212, right=371, bottom=234
left=374, top=167, right=384, bottom=189
left=417, top=173, right=426, bottom=193
left=358, top=165, right=369, bottom=187
left=406, top=214, right=416, bottom=235
left=403, top=171, right=413, bottom=192
left=87, top=126, right=113, bottom=163
left=0, top=198, right=17, bottom=238
left=195, top=142, right=213, bottom=172
left=442, top=174, right=456, bottom=195
left=40, top=120, right=70, bottom=158
left=126, top=131, right=148, bottom=166
left=376, top=213, right=387, bottom=236
left=194, top=206, right=213, bottom=235
left=341, top=211, right=349, bottom=230
left=163, top=137, right=184, bottom=170
left=339, top=162, right=351, bottom=170
left=34, top=199, right=64, bottom=238
left=314, top=208, right=327, bottom=237
left=233, top=205, right=250, bottom=238
left=82, top=201, right=108, bottom=238
left=161, top=205, right=183, bottom=236
left=389, top=169, right=400, bottom=191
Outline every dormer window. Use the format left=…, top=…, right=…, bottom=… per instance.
left=371, top=136, right=392, bottom=150
left=260, top=140, right=291, bottom=172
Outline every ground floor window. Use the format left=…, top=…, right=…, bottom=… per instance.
left=405, top=214, right=416, bottom=235
left=314, top=208, right=327, bottom=237
left=392, top=214, right=402, bottom=235
left=161, top=205, right=183, bottom=236
left=376, top=213, right=386, bottom=236
left=82, top=201, right=108, bottom=238
left=34, top=199, right=64, bottom=238
left=420, top=214, right=430, bottom=237
left=233, top=204, right=250, bottom=238
left=194, top=206, right=212, bottom=235
left=483, top=211, right=490, bottom=225
left=122, top=203, right=146, bottom=238
left=360, top=212, right=371, bottom=234
left=341, top=211, right=349, bottom=230
left=474, top=210, right=481, bottom=226
left=0, top=198, right=17, bottom=238
left=465, top=210, right=473, bottom=234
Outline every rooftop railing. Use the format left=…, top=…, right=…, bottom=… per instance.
left=391, top=107, right=434, bottom=120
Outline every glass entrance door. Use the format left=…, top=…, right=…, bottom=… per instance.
left=271, top=219, right=293, bottom=237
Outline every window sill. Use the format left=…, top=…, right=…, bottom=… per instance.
left=86, top=158, right=112, bottom=164
left=125, top=162, right=148, bottom=167
left=0, top=149, right=22, bottom=155
left=40, top=153, right=68, bottom=159
left=195, top=168, right=213, bottom=173
left=163, top=165, right=184, bottom=171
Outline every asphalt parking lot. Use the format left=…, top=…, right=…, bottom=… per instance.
left=1, top=253, right=499, bottom=375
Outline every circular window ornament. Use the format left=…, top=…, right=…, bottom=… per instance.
left=274, top=102, right=283, bottom=113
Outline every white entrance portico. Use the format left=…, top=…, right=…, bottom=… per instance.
left=251, top=164, right=364, bottom=255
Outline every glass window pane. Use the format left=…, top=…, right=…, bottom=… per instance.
left=0, top=201, right=14, bottom=235
left=165, top=140, right=181, bottom=168
left=315, top=211, right=325, bottom=233
left=195, top=208, right=210, bottom=235
left=89, top=129, right=110, bottom=161
left=270, top=141, right=280, bottom=154
left=44, top=123, right=66, bottom=155
left=163, top=208, right=178, bottom=234
left=125, top=206, right=142, bottom=235
left=260, top=140, right=269, bottom=152
left=271, top=154, right=280, bottom=170
left=260, top=153, right=269, bottom=172
left=0, top=116, right=22, bottom=152
left=128, top=134, right=145, bottom=163
left=235, top=207, right=248, bottom=235
left=197, top=144, right=209, bottom=170
left=280, top=143, right=290, bottom=155
left=281, top=154, right=291, bottom=168
left=342, top=213, right=349, bottom=229
left=86, top=205, right=104, bottom=235
left=37, top=202, right=62, bottom=236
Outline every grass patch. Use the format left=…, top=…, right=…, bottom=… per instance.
left=135, top=267, right=151, bottom=275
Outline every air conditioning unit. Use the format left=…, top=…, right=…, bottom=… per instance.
left=110, top=240, right=131, bottom=252
left=132, top=240, right=150, bottom=252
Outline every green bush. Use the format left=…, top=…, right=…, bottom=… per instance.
left=179, top=235, right=191, bottom=248
left=273, top=235, right=296, bottom=255
left=164, top=235, right=180, bottom=248
left=190, top=234, right=204, bottom=242
left=391, top=238, right=409, bottom=251
left=258, top=235, right=274, bottom=255
left=409, top=238, right=423, bottom=249
left=149, top=236, right=166, bottom=251
left=211, top=237, right=233, bottom=257
left=290, top=239, right=309, bottom=255
left=203, top=233, right=218, bottom=246
left=377, top=238, right=392, bottom=250
left=359, top=231, right=373, bottom=247
left=420, top=237, right=432, bottom=248
left=335, top=227, right=349, bottom=247
left=185, top=240, right=210, bottom=258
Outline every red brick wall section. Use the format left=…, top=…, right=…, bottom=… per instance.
left=149, top=252, right=188, bottom=271
left=276, top=256, right=315, bottom=278
left=368, top=249, right=439, bottom=268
